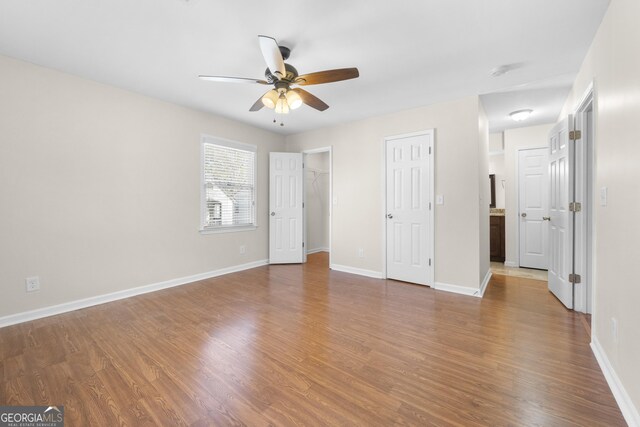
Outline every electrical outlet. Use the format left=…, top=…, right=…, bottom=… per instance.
left=358, top=248, right=364, bottom=258
left=239, top=245, right=246, bottom=255
left=25, top=276, right=40, bottom=292
left=611, top=317, right=618, bottom=343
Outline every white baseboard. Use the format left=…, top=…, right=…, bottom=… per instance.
left=0, top=259, right=268, bottom=329
left=479, top=270, right=492, bottom=297
left=330, top=263, right=383, bottom=279
left=504, top=260, right=518, bottom=268
left=433, top=281, right=481, bottom=297
left=307, top=247, right=329, bottom=255
left=591, top=336, right=640, bottom=427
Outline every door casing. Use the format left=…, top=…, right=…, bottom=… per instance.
left=302, top=146, right=333, bottom=266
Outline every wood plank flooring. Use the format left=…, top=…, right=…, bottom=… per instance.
left=0, top=253, right=625, bottom=426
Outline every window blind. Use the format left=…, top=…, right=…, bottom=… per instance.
left=202, top=141, right=256, bottom=229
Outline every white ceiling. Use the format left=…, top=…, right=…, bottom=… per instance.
left=0, top=0, right=609, bottom=135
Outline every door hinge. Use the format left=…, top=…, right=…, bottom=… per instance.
left=429, top=202, right=432, bottom=210
left=302, top=242, right=305, bottom=248
left=429, top=146, right=432, bottom=155
left=428, top=258, right=431, bottom=266
left=569, top=130, right=582, bottom=141
left=569, top=273, right=581, bottom=284
left=569, top=202, right=582, bottom=212
left=302, top=202, right=305, bottom=208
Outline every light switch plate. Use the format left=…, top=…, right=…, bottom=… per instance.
left=436, top=195, right=444, bottom=205
left=600, top=187, right=608, bottom=207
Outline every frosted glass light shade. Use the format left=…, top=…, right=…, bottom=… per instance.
left=261, top=90, right=279, bottom=109
left=509, top=109, right=533, bottom=122
left=275, top=98, right=290, bottom=114
left=285, top=90, right=303, bottom=109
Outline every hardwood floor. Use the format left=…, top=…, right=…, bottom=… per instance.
left=0, top=253, right=625, bottom=426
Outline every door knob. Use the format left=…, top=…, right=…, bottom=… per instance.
left=387, top=214, right=393, bottom=219
left=543, top=216, right=551, bottom=221
left=271, top=212, right=275, bottom=216
left=521, top=213, right=527, bottom=218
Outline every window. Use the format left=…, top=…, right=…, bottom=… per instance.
left=201, top=136, right=257, bottom=232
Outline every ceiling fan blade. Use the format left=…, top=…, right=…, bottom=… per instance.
left=199, top=75, right=268, bottom=84
left=292, top=88, right=329, bottom=111
left=295, top=68, right=359, bottom=86
left=258, top=35, right=286, bottom=78
left=249, top=92, right=269, bottom=112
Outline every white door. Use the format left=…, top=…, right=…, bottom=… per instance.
left=385, top=132, right=433, bottom=286
left=269, top=152, right=304, bottom=264
left=548, top=117, right=574, bottom=309
left=518, top=148, right=550, bottom=269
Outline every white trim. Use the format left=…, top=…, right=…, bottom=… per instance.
left=574, top=82, right=595, bottom=114
left=302, top=146, right=333, bottom=266
left=302, top=146, right=332, bottom=155
left=330, top=263, right=384, bottom=279
left=200, top=225, right=257, bottom=234
left=382, top=129, right=435, bottom=285
left=504, top=260, right=518, bottom=268
left=433, top=282, right=481, bottom=297
left=573, top=84, right=595, bottom=314
left=202, top=134, right=257, bottom=152
left=306, top=247, right=329, bottom=254
left=0, top=259, right=268, bottom=329
left=591, top=337, right=640, bottom=427
left=479, top=270, right=492, bottom=297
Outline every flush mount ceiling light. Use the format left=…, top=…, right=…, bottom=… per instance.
left=509, top=109, right=533, bottom=122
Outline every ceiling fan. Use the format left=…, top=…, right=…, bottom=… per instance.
left=199, top=35, right=359, bottom=115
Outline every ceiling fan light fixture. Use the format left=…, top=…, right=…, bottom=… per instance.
left=275, top=96, right=290, bottom=114
left=261, top=90, right=278, bottom=109
left=509, top=109, right=533, bottom=122
left=285, top=90, right=303, bottom=109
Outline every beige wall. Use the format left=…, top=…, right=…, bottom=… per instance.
left=0, top=55, right=285, bottom=318
left=488, top=132, right=504, bottom=153
left=287, top=96, right=485, bottom=291
left=503, top=124, right=553, bottom=266
left=305, top=151, right=330, bottom=252
left=478, top=102, right=490, bottom=284
left=560, top=0, right=640, bottom=416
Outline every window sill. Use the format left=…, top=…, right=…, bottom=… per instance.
left=199, top=225, right=257, bottom=235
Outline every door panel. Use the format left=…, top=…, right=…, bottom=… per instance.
left=269, top=152, right=304, bottom=264
left=518, top=148, right=550, bottom=269
left=386, top=133, right=433, bottom=286
left=548, top=117, right=574, bottom=309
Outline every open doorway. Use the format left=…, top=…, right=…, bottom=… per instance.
left=303, top=147, right=332, bottom=266
left=574, top=86, right=595, bottom=315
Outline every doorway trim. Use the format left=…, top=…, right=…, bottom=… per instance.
left=302, top=146, right=332, bottom=266
left=381, top=129, right=435, bottom=286
left=573, top=82, right=595, bottom=314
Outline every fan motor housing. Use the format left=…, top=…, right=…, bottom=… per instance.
left=265, top=63, right=298, bottom=84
